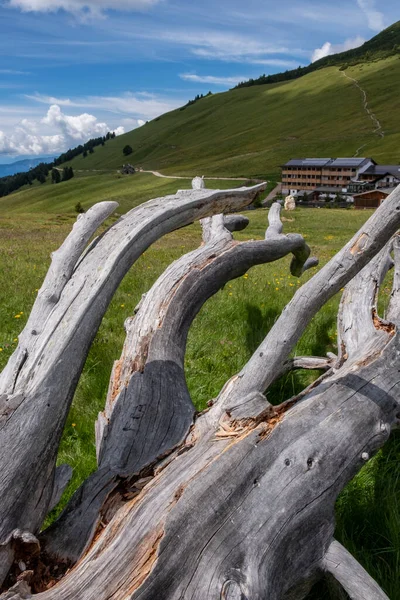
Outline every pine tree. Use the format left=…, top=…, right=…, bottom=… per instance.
left=51, top=169, right=61, bottom=184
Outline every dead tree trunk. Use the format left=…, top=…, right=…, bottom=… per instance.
left=1, top=182, right=400, bottom=600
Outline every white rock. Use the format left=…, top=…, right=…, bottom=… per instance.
left=284, top=195, right=296, bottom=211
left=192, top=176, right=205, bottom=190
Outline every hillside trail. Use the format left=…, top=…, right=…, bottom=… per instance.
left=141, top=170, right=251, bottom=181
left=70, top=168, right=256, bottom=182
left=340, top=70, right=385, bottom=154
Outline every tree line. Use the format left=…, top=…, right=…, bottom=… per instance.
left=0, top=131, right=117, bottom=198
left=180, top=91, right=213, bottom=111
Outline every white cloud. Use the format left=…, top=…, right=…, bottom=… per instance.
left=249, top=59, right=306, bottom=68
left=0, top=69, right=30, bottom=75
left=0, top=104, right=124, bottom=156
left=356, top=0, right=385, bottom=32
left=149, top=29, right=294, bottom=64
left=27, top=91, right=182, bottom=119
left=311, top=36, right=365, bottom=62
left=179, top=73, right=246, bottom=86
left=312, top=42, right=332, bottom=62
left=42, top=104, right=115, bottom=141
left=7, top=0, right=160, bottom=17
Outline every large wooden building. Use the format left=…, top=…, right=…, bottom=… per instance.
left=281, top=158, right=375, bottom=195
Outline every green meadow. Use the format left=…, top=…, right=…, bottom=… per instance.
left=0, top=175, right=399, bottom=597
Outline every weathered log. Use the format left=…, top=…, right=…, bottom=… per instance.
left=1, top=184, right=400, bottom=599
left=0, top=184, right=266, bottom=586
left=41, top=204, right=316, bottom=565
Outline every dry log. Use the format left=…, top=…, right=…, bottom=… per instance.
left=1, top=184, right=400, bottom=599
left=41, top=204, right=316, bottom=564
left=0, top=184, right=265, bottom=586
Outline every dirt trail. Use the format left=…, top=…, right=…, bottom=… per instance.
left=341, top=70, right=384, bottom=146
left=141, top=170, right=251, bottom=181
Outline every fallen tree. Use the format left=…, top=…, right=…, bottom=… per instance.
left=0, top=181, right=399, bottom=599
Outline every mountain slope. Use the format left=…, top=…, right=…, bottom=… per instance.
left=64, top=55, right=400, bottom=179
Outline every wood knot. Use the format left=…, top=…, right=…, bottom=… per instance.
left=221, top=580, right=245, bottom=599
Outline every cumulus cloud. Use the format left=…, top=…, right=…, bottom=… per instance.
left=0, top=104, right=124, bottom=156
left=7, top=0, right=159, bottom=17
left=311, top=36, right=365, bottom=62
left=179, top=74, right=246, bottom=86
left=356, top=0, right=385, bottom=32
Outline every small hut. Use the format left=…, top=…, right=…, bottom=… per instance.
left=353, top=188, right=395, bottom=209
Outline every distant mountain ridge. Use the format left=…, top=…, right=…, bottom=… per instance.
left=0, top=157, right=53, bottom=177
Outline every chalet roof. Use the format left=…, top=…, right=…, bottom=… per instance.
left=362, top=165, right=400, bottom=178
left=283, top=158, right=332, bottom=168
left=353, top=188, right=395, bottom=198
left=328, top=158, right=371, bottom=168
left=282, top=157, right=373, bottom=169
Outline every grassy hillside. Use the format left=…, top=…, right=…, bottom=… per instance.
left=63, top=55, right=400, bottom=179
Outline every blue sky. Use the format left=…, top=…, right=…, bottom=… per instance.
left=0, top=0, right=398, bottom=161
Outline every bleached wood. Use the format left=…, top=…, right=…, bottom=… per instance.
left=215, top=185, right=400, bottom=409
left=41, top=209, right=315, bottom=564
left=387, top=235, right=400, bottom=324
left=323, top=540, right=389, bottom=599
left=0, top=184, right=266, bottom=585
left=48, top=465, right=73, bottom=513
left=1, top=185, right=400, bottom=599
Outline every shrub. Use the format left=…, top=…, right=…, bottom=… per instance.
left=123, top=145, right=133, bottom=156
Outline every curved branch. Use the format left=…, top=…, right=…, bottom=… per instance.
left=41, top=211, right=313, bottom=565
left=322, top=540, right=389, bottom=600
left=266, top=203, right=318, bottom=276
left=387, top=234, right=400, bottom=324
left=0, top=184, right=266, bottom=584
left=337, top=242, right=395, bottom=365
left=0, top=201, right=118, bottom=396
left=214, top=186, right=400, bottom=409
